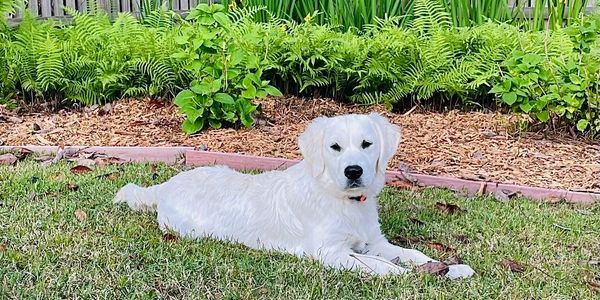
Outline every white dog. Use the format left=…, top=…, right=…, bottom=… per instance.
left=114, top=113, right=474, bottom=279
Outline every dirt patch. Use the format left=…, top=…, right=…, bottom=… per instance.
left=1, top=97, right=598, bottom=191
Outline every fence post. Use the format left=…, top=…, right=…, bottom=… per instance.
left=97, top=0, right=113, bottom=15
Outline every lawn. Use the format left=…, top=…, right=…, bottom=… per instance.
left=1, top=160, right=599, bottom=299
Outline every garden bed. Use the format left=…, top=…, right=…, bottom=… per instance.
left=1, top=97, right=598, bottom=192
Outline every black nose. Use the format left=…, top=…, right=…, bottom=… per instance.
left=344, top=165, right=363, bottom=180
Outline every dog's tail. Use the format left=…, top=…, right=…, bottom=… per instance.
left=113, top=183, right=158, bottom=212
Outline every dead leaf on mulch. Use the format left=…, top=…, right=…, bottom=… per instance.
left=435, top=202, right=464, bottom=214
left=499, top=259, right=526, bottom=273
left=0, top=153, right=17, bottom=165
left=425, top=242, right=455, bottom=254
left=163, top=233, right=178, bottom=242
left=65, top=182, right=79, bottom=191
left=415, top=261, right=449, bottom=276
left=70, top=165, right=92, bottom=174
left=74, top=209, right=87, bottom=221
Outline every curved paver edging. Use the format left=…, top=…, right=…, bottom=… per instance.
left=185, top=150, right=599, bottom=205
left=0, top=145, right=194, bottom=164
left=1, top=146, right=597, bottom=204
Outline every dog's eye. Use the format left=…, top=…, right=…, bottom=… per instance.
left=361, top=140, right=372, bottom=149
left=330, top=143, right=341, bottom=152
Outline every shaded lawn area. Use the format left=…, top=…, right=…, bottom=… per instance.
left=1, top=161, right=599, bottom=299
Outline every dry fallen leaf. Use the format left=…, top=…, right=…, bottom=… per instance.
left=0, top=244, right=6, bottom=252
left=70, top=165, right=93, bottom=174
left=543, top=195, right=563, bottom=204
left=51, top=173, right=65, bottom=181
left=499, top=259, right=526, bottom=273
left=0, top=153, right=18, bottom=165
left=477, top=182, right=486, bottom=196
left=494, top=189, right=520, bottom=202
left=435, top=202, right=464, bottom=214
left=415, top=261, right=449, bottom=276
left=95, top=156, right=126, bottom=166
left=97, top=172, right=119, bottom=180
left=392, top=236, right=427, bottom=246
left=443, top=256, right=463, bottom=265
left=74, top=209, right=87, bottom=221
left=163, top=233, right=178, bottom=242
left=409, top=217, right=425, bottom=226
left=452, top=234, right=469, bottom=243
left=66, top=182, right=79, bottom=191
left=425, top=242, right=455, bottom=254
left=387, top=179, right=416, bottom=190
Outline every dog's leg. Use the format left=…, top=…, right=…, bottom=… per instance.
left=317, top=247, right=409, bottom=276
left=366, top=239, right=475, bottom=279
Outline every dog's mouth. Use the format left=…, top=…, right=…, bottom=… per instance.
left=346, top=180, right=363, bottom=189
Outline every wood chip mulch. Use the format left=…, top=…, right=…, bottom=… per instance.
left=1, top=97, right=598, bottom=192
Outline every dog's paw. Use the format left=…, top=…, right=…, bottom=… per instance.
left=350, top=253, right=409, bottom=276
left=445, top=264, right=475, bottom=279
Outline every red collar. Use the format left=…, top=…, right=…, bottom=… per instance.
left=349, top=195, right=367, bottom=202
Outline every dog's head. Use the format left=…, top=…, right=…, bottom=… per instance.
left=298, top=113, right=401, bottom=199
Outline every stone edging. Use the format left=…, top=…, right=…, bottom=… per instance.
left=2, top=146, right=597, bottom=204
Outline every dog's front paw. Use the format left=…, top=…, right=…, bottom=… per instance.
left=350, top=253, right=410, bottom=276
left=445, top=264, right=475, bottom=279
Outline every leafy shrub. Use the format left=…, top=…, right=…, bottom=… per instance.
left=171, top=4, right=281, bottom=134
left=0, top=7, right=183, bottom=106
left=490, top=16, right=600, bottom=133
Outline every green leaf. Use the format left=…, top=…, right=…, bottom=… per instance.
left=535, top=111, right=550, bottom=122
left=208, top=119, right=223, bottom=129
left=569, top=74, right=581, bottom=85
left=241, top=84, right=257, bottom=99
left=229, top=50, right=245, bottom=66
left=489, top=84, right=504, bottom=94
left=174, top=90, right=195, bottom=107
left=213, top=12, right=231, bottom=27
left=214, top=93, right=235, bottom=105
left=174, top=35, right=188, bottom=45
left=264, top=85, right=282, bottom=97
left=576, top=119, right=589, bottom=132
left=170, top=52, right=188, bottom=59
left=181, top=106, right=203, bottom=123
left=190, top=82, right=210, bottom=95
left=182, top=118, right=205, bottom=134
left=502, top=92, right=518, bottom=105
left=519, top=102, right=533, bottom=113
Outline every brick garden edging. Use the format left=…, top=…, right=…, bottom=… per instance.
left=2, top=146, right=598, bottom=204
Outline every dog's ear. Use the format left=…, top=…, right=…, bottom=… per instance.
left=369, top=113, right=401, bottom=174
left=299, top=116, right=329, bottom=177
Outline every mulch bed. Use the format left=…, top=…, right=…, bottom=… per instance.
left=1, top=97, right=598, bottom=192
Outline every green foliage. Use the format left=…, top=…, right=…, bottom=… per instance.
left=490, top=16, right=600, bottom=134
left=219, top=0, right=591, bottom=31
left=0, top=8, right=182, bottom=105
left=172, top=4, right=281, bottom=134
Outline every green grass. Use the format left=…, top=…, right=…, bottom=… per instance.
left=1, top=160, right=599, bottom=299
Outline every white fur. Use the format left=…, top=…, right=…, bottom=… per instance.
left=114, top=113, right=474, bottom=279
